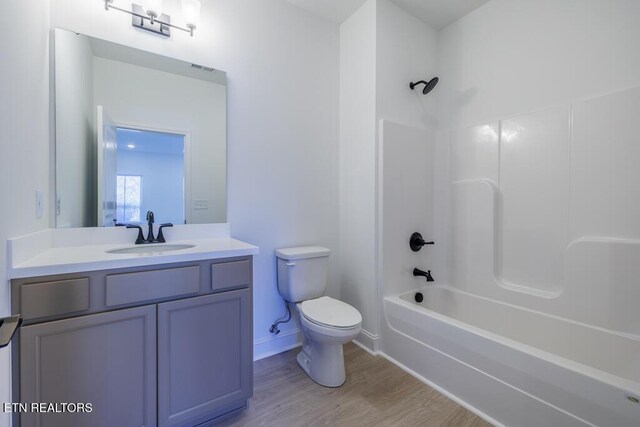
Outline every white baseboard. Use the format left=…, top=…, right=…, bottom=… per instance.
left=253, top=329, right=301, bottom=361
left=254, top=328, right=380, bottom=362
left=352, top=329, right=380, bottom=355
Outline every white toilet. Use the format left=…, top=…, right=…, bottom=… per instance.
left=275, top=246, right=362, bottom=387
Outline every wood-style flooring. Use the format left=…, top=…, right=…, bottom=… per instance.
left=217, top=343, right=493, bottom=427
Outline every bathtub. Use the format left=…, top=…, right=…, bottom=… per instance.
left=381, top=285, right=640, bottom=427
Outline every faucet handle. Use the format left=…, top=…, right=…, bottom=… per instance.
left=157, top=223, right=173, bottom=243
left=125, top=224, right=146, bottom=244
left=410, top=232, right=434, bottom=252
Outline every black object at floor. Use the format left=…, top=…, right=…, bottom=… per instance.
left=0, top=314, right=22, bottom=348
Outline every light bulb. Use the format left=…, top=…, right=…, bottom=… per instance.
left=140, top=0, right=163, bottom=18
left=182, top=0, right=201, bottom=29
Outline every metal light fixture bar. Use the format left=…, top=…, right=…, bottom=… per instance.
left=103, top=0, right=196, bottom=37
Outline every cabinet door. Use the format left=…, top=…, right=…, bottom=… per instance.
left=20, top=305, right=157, bottom=427
left=158, top=289, right=252, bottom=427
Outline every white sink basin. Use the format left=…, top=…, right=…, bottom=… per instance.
left=107, top=244, right=195, bottom=255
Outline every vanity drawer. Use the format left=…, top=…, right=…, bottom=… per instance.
left=106, top=266, right=200, bottom=307
left=20, top=278, right=90, bottom=321
left=211, top=259, right=251, bottom=291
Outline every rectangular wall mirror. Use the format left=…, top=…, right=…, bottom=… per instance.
left=54, top=28, right=227, bottom=228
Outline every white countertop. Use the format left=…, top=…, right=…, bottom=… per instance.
left=8, top=224, right=259, bottom=279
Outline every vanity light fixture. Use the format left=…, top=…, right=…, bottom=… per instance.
left=102, top=0, right=201, bottom=37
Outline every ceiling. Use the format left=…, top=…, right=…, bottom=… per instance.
left=283, top=0, right=491, bottom=29
left=116, top=128, right=185, bottom=156
left=283, top=0, right=368, bottom=24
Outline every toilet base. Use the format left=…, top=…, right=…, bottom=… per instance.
left=296, top=341, right=347, bottom=388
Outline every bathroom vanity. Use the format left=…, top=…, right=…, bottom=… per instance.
left=8, top=227, right=258, bottom=427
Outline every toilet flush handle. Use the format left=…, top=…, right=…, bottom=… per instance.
left=286, top=262, right=296, bottom=267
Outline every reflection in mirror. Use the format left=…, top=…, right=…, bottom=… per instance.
left=54, top=28, right=226, bottom=228
left=115, top=128, right=185, bottom=225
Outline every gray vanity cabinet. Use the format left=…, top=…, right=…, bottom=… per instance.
left=12, top=257, right=253, bottom=427
left=157, top=289, right=252, bottom=427
left=19, top=305, right=157, bottom=427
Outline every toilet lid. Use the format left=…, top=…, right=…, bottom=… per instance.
left=300, top=296, right=362, bottom=329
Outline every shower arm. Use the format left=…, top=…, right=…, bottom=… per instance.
left=409, top=81, right=428, bottom=90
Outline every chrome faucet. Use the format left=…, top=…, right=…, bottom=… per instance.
left=413, top=268, right=434, bottom=282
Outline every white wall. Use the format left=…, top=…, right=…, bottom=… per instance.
left=437, top=0, right=640, bottom=131
left=376, top=0, right=438, bottom=129
left=51, top=0, right=340, bottom=360
left=93, top=56, right=226, bottom=224
left=0, top=2, right=51, bottom=426
left=339, top=0, right=378, bottom=344
left=55, top=30, right=95, bottom=227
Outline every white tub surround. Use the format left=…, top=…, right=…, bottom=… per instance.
left=8, top=223, right=258, bottom=279
left=377, top=85, right=640, bottom=425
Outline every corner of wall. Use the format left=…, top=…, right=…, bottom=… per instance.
left=352, top=329, right=380, bottom=355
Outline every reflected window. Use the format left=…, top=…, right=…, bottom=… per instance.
left=116, top=175, right=142, bottom=223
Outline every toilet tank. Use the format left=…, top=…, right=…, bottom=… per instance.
left=275, top=246, right=330, bottom=302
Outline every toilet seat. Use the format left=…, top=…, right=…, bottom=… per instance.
left=300, top=296, right=362, bottom=329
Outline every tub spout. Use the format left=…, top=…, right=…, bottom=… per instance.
left=413, top=268, right=434, bottom=282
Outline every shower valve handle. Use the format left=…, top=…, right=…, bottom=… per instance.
left=410, top=232, right=434, bottom=252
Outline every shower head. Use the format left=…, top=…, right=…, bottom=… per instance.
left=409, top=77, right=439, bottom=95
